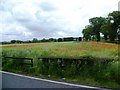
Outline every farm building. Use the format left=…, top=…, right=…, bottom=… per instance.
left=63, top=37, right=83, bottom=41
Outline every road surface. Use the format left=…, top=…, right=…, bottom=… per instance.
left=1, top=71, right=111, bottom=89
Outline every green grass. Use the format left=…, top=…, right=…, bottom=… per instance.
left=66, top=77, right=120, bottom=88
left=1, top=41, right=118, bottom=58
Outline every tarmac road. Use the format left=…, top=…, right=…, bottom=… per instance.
left=1, top=71, right=111, bottom=90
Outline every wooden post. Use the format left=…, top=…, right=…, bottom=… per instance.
left=31, top=59, right=33, bottom=67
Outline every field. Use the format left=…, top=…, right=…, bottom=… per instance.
left=1, top=41, right=120, bottom=88
left=1, top=41, right=118, bottom=58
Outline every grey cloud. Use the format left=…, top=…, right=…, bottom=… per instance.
left=0, top=11, right=15, bottom=24
left=2, top=33, right=18, bottom=36
left=1, top=27, right=33, bottom=41
left=12, top=9, right=62, bottom=38
left=2, top=34, right=32, bottom=41
left=11, top=8, right=35, bottom=22
left=40, top=2, right=56, bottom=11
left=0, top=0, right=15, bottom=11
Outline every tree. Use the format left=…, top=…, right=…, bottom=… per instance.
left=100, top=24, right=109, bottom=40
left=41, top=38, right=47, bottom=42
left=82, top=11, right=120, bottom=42
left=108, top=11, right=120, bottom=42
left=82, top=25, right=94, bottom=41
left=89, top=17, right=106, bottom=41
left=82, top=29, right=90, bottom=41
left=100, top=18, right=110, bottom=41
left=11, top=40, right=16, bottom=44
left=108, top=11, right=120, bottom=28
left=58, top=38, right=63, bottom=42
left=32, top=38, right=38, bottom=43
left=48, top=38, right=56, bottom=42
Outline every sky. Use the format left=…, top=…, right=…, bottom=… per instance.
left=0, top=0, right=119, bottom=41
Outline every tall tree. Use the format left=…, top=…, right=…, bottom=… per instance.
left=89, top=17, right=106, bottom=41
left=108, top=11, right=120, bottom=42
left=32, top=38, right=38, bottom=43
left=100, top=18, right=110, bottom=41
left=82, top=25, right=94, bottom=41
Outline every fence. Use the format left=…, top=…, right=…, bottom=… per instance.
left=37, top=57, right=114, bottom=77
left=2, top=56, right=33, bottom=67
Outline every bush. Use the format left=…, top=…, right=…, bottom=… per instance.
left=109, top=61, right=120, bottom=84
left=2, top=53, right=120, bottom=88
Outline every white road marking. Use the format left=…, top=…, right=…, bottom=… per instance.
left=1, top=71, right=111, bottom=90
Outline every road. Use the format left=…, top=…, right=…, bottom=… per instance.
left=1, top=71, right=111, bottom=89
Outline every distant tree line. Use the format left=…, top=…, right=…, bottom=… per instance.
left=1, top=37, right=82, bottom=44
left=82, top=11, right=120, bottom=43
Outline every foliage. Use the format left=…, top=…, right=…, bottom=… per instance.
left=89, top=17, right=106, bottom=41
left=82, top=11, right=120, bottom=42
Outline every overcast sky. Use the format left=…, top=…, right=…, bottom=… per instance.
left=0, top=0, right=119, bottom=41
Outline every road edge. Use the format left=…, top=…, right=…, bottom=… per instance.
left=1, top=71, right=112, bottom=89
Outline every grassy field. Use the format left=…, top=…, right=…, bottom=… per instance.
left=1, top=41, right=120, bottom=88
left=1, top=41, right=118, bottom=58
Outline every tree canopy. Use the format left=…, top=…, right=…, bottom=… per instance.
left=82, top=11, right=120, bottom=42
